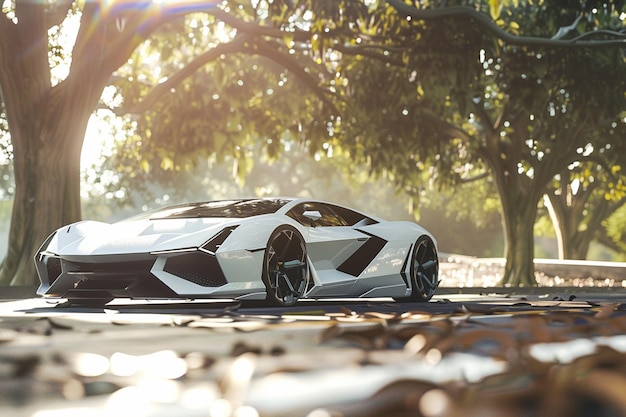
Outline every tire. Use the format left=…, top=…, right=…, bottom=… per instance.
left=262, top=225, right=309, bottom=307
left=403, top=235, right=439, bottom=302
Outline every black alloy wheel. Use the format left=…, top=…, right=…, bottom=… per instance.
left=263, top=225, right=309, bottom=307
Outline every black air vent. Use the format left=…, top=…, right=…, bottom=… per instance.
left=202, top=226, right=239, bottom=254
left=164, top=252, right=227, bottom=287
left=72, top=260, right=156, bottom=273
left=45, top=257, right=62, bottom=285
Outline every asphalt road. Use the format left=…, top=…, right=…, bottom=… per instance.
left=2, top=289, right=626, bottom=417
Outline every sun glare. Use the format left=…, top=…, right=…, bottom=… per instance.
left=52, top=0, right=230, bottom=195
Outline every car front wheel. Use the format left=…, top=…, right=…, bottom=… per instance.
left=263, top=225, right=309, bottom=307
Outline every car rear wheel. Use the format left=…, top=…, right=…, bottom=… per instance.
left=263, top=225, right=309, bottom=307
left=406, top=235, right=439, bottom=302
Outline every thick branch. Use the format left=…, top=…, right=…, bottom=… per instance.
left=210, top=8, right=311, bottom=42
left=248, top=40, right=339, bottom=115
left=71, top=1, right=104, bottom=64
left=122, top=34, right=251, bottom=115
left=0, top=17, right=14, bottom=65
left=386, top=0, right=626, bottom=48
left=418, top=111, right=470, bottom=141
left=457, top=170, right=490, bottom=184
left=333, top=43, right=406, bottom=66
left=472, top=99, right=499, bottom=155
left=8, top=1, right=50, bottom=90
left=0, top=8, right=13, bottom=31
left=97, top=2, right=317, bottom=83
left=45, top=0, right=73, bottom=29
left=545, top=124, right=587, bottom=174
left=417, top=111, right=492, bottom=161
left=124, top=34, right=339, bottom=117
left=72, top=1, right=224, bottom=84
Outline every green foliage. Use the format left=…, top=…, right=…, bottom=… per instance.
left=109, top=8, right=339, bottom=180
left=122, top=56, right=324, bottom=170
left=603, top=203, right=626, bottom=254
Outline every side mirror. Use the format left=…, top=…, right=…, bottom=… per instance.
left=303, top=210, right=322, bottom=226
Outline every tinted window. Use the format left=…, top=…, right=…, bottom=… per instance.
left=142, top=199, right=290, bottom=220
left=287, top=202, right=377, bottom=227
left=330, top=204, right=378, bottom=226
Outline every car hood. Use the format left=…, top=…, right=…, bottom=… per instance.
left=45, top=218, right=239, bottom=256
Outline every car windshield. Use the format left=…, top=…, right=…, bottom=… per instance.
left=128, top=199, right=291, bottom=220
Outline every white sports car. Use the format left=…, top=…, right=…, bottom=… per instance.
left=35, top=198, right=439, bottom=306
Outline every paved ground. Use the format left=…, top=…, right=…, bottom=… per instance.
left=2, top=288, right=626, bottom=416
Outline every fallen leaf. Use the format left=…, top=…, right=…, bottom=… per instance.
left=594, top=303, right=619, bottom=320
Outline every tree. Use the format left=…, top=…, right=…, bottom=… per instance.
left=328, top=0, right=626, bottom=285
left=544, top=159, right=626, bottom=260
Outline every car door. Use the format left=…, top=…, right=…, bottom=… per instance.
left=286, top=202, right=379, bottom=296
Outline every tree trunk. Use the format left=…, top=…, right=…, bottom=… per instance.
left=543, top=188, right=613, bottom=261
left=500, top=199, right=538, bottom=286
left=0, top=104, right=87, bottom=286
left=491, top=160, right=542, bottom=287
left=0, top=41, right=101, bottom=286
left=543, top=194, right=566, bottom=259
left=0, top=0, right=113, bottom=286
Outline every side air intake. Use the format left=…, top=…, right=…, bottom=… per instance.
left=163, top=252, right=227, bottom=287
